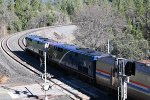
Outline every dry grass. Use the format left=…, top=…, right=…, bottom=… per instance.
left=0, top=75, right=9, bottom=84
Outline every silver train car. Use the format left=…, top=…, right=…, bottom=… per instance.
left=25, top=35, right=150, bottom=100
left=96, top=56, right=150, bottom=100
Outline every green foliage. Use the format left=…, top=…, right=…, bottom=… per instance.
left=14, top=0, right=31, bottom=29
left=73, top=0, right=149, bottom=60
left=47, top=13, right=56, bottom=26
left=39, top=1, right=47, bottom=11
left=84, top=0, right=95, bottom=5
left=59, top=0, right=82, bottom=15
left=46, top=0, right=53, bottom=10
left=30, top=0, right=40, bottom=18
left=0, top=4, right=21, bottom=34
left=12, top=20, right=22, bottom=31
left=0, top=0, right=149, bottom=60
left=30, top=0, right=40, bottom=11
left=0, top=0, right=3, bottom=5
left=27, top=11, right=57, bottom=29
left=111, top=34, right=149, bottom=60
left=7, top=0, right=14, bottom=12
left=112, top=0, right=150, bottom=43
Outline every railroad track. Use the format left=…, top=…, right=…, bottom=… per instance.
left=0, top=25, right=90, bottom=100
left=1, top=25, right=113, bottom=100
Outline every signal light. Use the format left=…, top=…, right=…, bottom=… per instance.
left=125, top=61, right=136, bottom=76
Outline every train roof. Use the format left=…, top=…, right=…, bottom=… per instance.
left=26, top=35, right=111, bottom=60
left=26, top=35, right=54, bottom=43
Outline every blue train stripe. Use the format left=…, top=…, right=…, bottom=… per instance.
left=96, top=70, right=110, bottom=79
left=128, top=83, right=150, bottom=94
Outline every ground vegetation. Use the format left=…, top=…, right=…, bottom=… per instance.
left=0, top=0, right=149, bottom=60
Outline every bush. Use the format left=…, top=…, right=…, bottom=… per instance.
left=26, top=11, right=56, bottom=29
left=0, top=5, right=20, bottom=34
left=111, top=34, right=149, bottom=60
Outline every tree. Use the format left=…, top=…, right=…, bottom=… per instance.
left=73, top=0, right=149, bottom=60
left=0, top=0, right=3, bottom=5
left=111, top=34, right=149, bottom=60
left=30, top=0, right=40, bottom=11
left=0, top=4, right=20, bottom=34
left=39, top=0, right=47, bottom=11
left=58, top=0, right=82, bottom=15
left=7, top=0, right=15, bottom=12
left=143, top=0, right=150, bottom=42
left=46, top=0, right=53, bottom=10
left=14, top=0, right=31, bottom=30
left=73, top=3, right=126, bottom=49
left=30, top=0, right=40, bottom=17
left=112, top=0, right=150, bottom=42
left=27, top=10, right=56, bottom=29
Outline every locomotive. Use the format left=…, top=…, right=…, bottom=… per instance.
left=25, top=35, right=150, bottom=100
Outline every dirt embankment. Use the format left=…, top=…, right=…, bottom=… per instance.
left=33, top=25, right=77, bottom=44
left=0, top=75, right=9, bottom=84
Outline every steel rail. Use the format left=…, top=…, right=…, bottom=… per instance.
left=1, top=25, right=84, bottom=100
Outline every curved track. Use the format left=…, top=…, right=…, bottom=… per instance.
left=1, top=25, right=114, bottom=100
left=0, top=26, right=89, bottom=100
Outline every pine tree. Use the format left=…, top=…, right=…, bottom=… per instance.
left=59, top=0, right=83, bottom=15
left=14, top=0, right=31, bottom=29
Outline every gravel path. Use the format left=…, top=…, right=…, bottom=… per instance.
left=0, top=25, right=76, bottom=85
left=0, top=36, right=42, bottom=86
left=2, top=25, right=78, bottom=86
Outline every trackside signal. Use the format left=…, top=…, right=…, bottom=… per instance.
left=125, top=61, right=135, bottom=76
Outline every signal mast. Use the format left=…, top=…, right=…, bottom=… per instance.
left=115, top=58, right=135, bottom=100
left=40, top=42, right=50, bottom=100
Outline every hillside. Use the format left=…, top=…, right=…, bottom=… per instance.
left=0, top=0, right=149, bottom=60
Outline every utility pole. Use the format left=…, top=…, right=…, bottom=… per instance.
left=107, top=40, right=110, bottom=54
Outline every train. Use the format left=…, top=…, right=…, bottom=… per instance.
left=25, top=35, right=150, bottom=100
